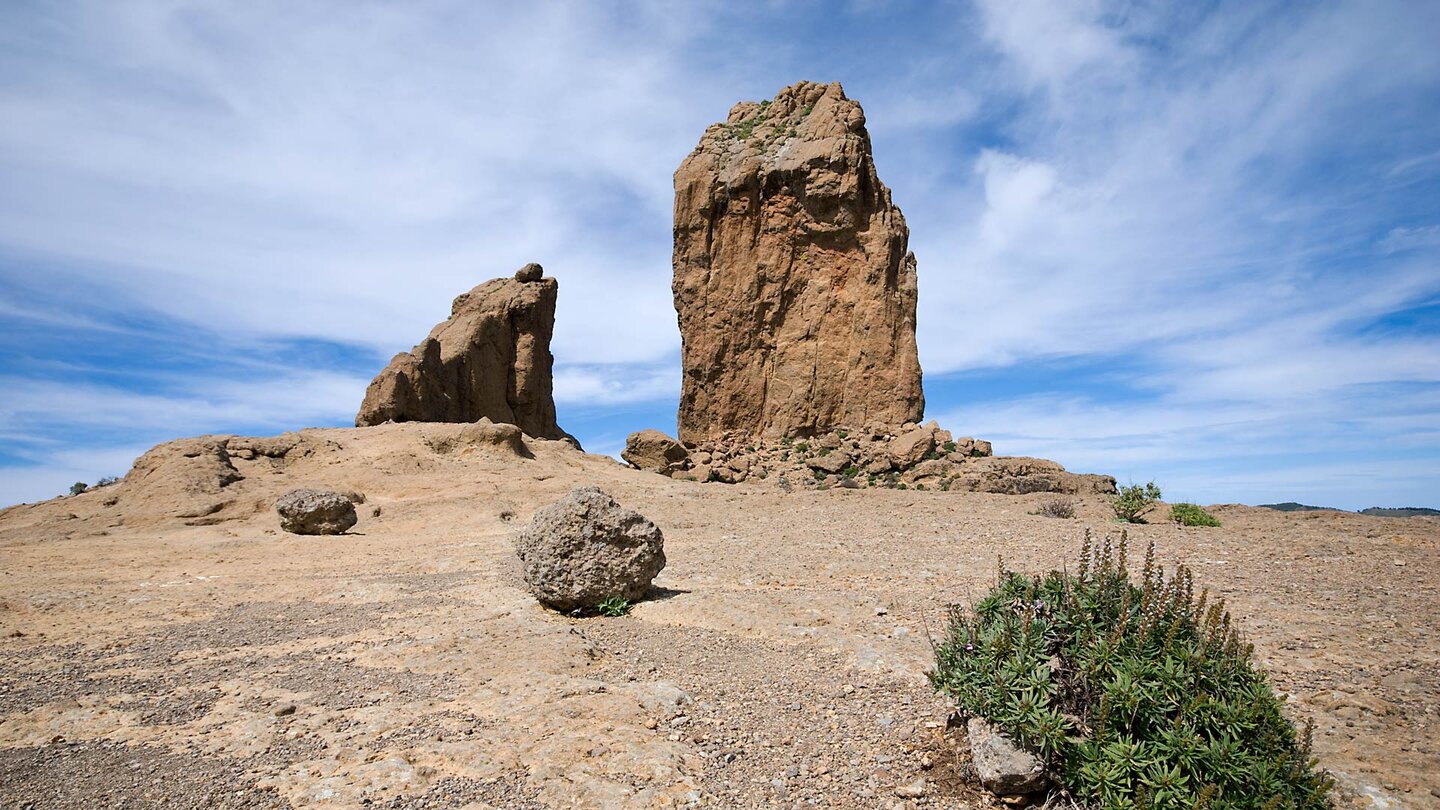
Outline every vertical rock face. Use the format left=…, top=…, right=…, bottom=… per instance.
left=672, top=81, right=924, bottom=445
left=356, top=265, right=568, bottom=440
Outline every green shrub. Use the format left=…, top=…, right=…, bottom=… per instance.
left=930, top=533, right=1332, bottom=809
left=795, top=442, right=810, bottom=453
left=1113, top=481, right=1162, bottom=523
left=1171, top=503, right=1221, bottom=527
left=943, top=441, right=958, bottom=454
left=68, top=482, right=88, bottom=496
left=594, top=596, right=631, bottom=617
left=843, top=466, right=861, bottom=478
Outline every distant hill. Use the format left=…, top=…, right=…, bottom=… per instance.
left=1259, top=502, right=1337, bottom=512
left=1359, top=507, right=1440, bottom=518
left=1259, top=502, right=1438, bottom=518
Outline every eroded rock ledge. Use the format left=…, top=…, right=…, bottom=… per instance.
left=623, top=422, right=1115, bottom=495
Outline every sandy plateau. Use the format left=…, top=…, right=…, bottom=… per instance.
left=0, top=424, right=1436, bottom=808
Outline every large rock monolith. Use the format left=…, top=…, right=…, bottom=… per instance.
left=672, top=81, right=924, bottom=444
left=356, top=265, right=569, bottom=440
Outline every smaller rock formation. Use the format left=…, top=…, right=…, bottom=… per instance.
left=423, top=417, right=532, bottom=458
left=515, top=487, right=666, bottom=613
left=967, top=718, right=1050, bottom=797
left=275, top=488, right=358, bottom=535
left=622, top=430, right=690, bottom=475
left=356, top=264, right=570, bottom=441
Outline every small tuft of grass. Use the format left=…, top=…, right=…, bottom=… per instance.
left=595, top=596, right=632, bottom=617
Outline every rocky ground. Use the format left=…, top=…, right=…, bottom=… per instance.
left=1, top=423, right=1436, bottom=808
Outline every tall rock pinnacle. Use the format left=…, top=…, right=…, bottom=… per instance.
left=671, top=81, right=924, bottom=444
left=356, top=263, right=569, bottom=440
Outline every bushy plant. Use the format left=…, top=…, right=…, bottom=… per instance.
left=930, top=532, right=1331, bottom=809
left=1113, top=481, right=1162, bottom=523
left=68, top=482, right=88, bottom=496
left=1033, top=499, right=1077, bottom=519
left=1171, top=503, right=1221, bottom=528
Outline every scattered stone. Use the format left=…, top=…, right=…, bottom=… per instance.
left=273, top=704, right=297, bottom=718
left=893, top=777, right=926, bottom=799
left=274, top=489, right=358, bottom=535
left=968, top=717, right=1050, bottom=796
left=514, top=487, right=666, bottom=613
left=672, top=81, right=924, bottom=443
left=356, top=266, right=573, bottom=442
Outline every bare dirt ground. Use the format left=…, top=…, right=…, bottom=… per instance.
left=1, top=424, right=1436, bottom=808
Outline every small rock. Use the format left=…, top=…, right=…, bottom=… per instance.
left=968, top=717, right=1050, bottom=795
left=273, top=704, right=297, bottom=717
left=274, top=489, right=357, bottom=535
left=514, top=262, right=544, bottom=282
left=894, top=777, right=926, bottom=799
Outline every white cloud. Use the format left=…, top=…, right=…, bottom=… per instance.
left=2, top=1, right=1439, bottom=510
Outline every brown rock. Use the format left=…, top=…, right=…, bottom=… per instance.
left=356, top=267, right=569, bottom=441
left=888, top=425, right=937, bottom=467
left=672, top=81, right=923, bottom=444
left=622, top=430, right=690, bottom=473
left=514, top=486, right=666, bottom=612
left=967, top=718, right=1049, bottom=796
left=274, top=488, right=358, bottom=535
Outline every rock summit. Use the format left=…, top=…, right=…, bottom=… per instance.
left=672, top=81, right=924, bottom=444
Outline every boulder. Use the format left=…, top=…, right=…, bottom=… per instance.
left=514, top=487, right=666, bottom=612
left=356, top=265, right=572, bottom=442
left=888, top=425, right=936, bottom=467
left=514, top=262, right=543, bottom=282
left=672, top=81, right=924, bottom=444
left=622, top=430, right=690, bottom=474
left=807, top=450, right=853, bottom=475
left=967, top=718, right=1050, bottom=796
left=275, top=488, right=358, bottom=535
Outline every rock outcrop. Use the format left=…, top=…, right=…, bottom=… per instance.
left=672, top=81, right=923, bottom=445
left=668, top=422, right=1113, bottom=494
left=514, top=487, right=667, bottom=613
left=356, top=265, right=569, bottom=440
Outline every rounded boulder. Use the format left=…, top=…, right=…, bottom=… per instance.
left=514, top=486, right=666, bottom=612
left=275, top=488, right=358, bottom=535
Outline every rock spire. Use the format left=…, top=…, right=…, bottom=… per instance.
left=671, top=81, right=924, bottom=444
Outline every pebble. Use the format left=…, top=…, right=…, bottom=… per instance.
left=893, top=777, right=926, bottom=798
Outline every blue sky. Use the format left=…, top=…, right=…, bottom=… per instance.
left=2, top=0, right=1438, bottom=510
